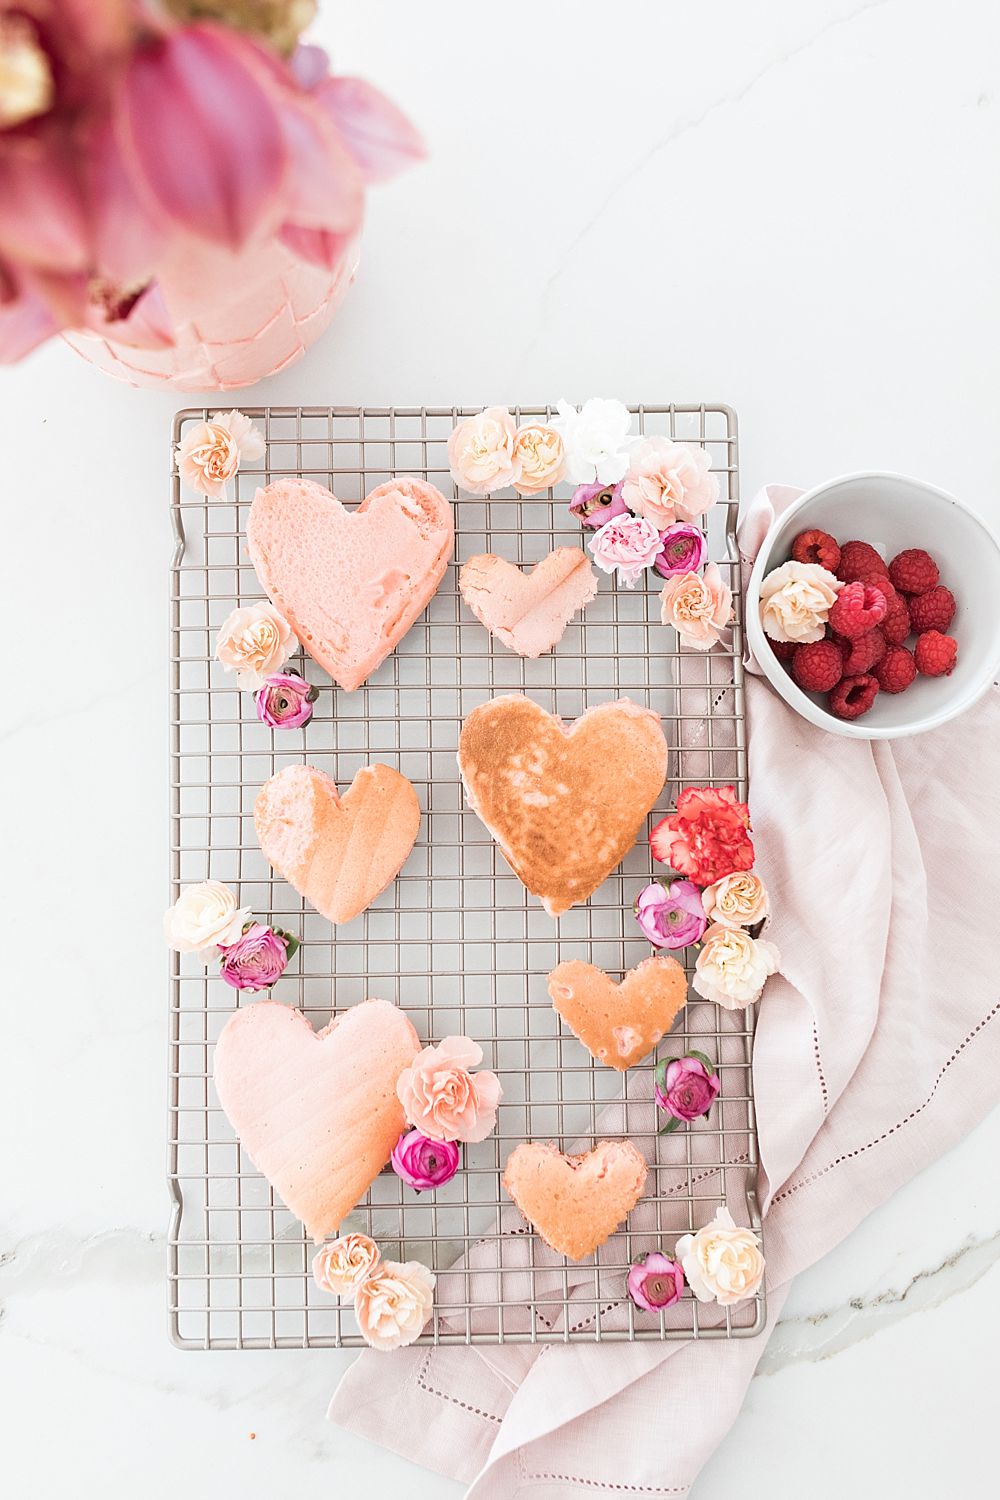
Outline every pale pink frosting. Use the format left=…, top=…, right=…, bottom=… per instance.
left=396, top=1035, right=502, bottom=1143
left=622, top=437, right=719, bottom=528
left=659, top=562, right=733, bottom=649
left=448, top=407, right=520, bottom=495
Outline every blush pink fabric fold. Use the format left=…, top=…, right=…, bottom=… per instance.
left=327, top=484, right=1000, bottom=1496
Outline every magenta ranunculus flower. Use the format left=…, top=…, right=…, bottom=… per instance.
left=255, top=670, right=318, bottom=728
left=654, top=523, right=708, bottom=578
left=218, top=922, right=295, bottom=991
left=627, top=1252, right=685, bottom=1312
left=391, top=1129, right=461, bottom=1191
left=654, top=1052, right=720, bottom=1132
left=568, top=480, right=629, bottom=529
left=634, top=880, right=707, bottom=949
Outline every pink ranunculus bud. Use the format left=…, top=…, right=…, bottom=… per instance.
left=653, top=522, right=708, bottom=578
left=626, top=1251, right=685, bottom=1311
left=254, top=670, right=317, bottom=728
left=634, top=879, right=707, bottom=950
left=568, top=480, right=628, bottom=529
left=218, top=922, right=292, bottom=991
left=654, top=1053, right=720, bottom=1128
left=390, top=1130, right=461, bottom=1191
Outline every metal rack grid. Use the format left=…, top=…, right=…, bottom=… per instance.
left=168, top=402, right=764, bottom=1349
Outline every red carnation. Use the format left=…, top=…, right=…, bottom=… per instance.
left=650, top=786, right=754, bottom=887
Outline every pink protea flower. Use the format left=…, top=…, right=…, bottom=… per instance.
left=0, top=7, right=425, bottom=362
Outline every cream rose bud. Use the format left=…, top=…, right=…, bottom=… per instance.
left=447, top=406, right=520, bottom=495
left=312, top=1233, right=381, bottom=1297
left=759, top=560, right=841, bottom=643
left=700, top=870, right=769, bottom=929
left=164, top=880, right=249, bottom=955
left=692, top=924, right=780, bottom=1009
left=676, top=1207, right=764, bottom=1306
left=215, top=601, right=293, bottom=689
left=513, top=423, right=566, bottom=495
left=354, top=1259, right=435, bottom=1350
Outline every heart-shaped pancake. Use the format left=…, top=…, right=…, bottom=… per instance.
left=214, top=998, right=420, bottom=1241
left=459, top=548, right=598, bottom=657
left=458, top=696, right=668, bottom=916
left=503, top=1140, right=648, bottom=1260
left=548, top=956, right=688, bottom=1070
left=255, top=763, right=420, bottom=924
left=247, top=475, right=453, bottom=692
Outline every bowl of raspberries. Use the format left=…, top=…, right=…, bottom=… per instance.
left=746, top=472, right=1000, bottom=738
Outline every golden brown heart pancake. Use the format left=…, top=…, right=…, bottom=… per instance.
left=255, top=763, right=419, bottom=924
left=457, top=695, right=668, bottom=915
left=548, top=955, right=688, bottom=1070
left=502, top=1140, right=648, bottom=1260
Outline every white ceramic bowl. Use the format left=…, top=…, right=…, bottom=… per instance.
left=745, top=472, right=1000, bottom=739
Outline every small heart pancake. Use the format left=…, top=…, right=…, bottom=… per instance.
left=458, top=695, right=668, bottom=916
left=214, top=998, right=420, bottom=1241
left=255, top=763, right=419, bottom=924
left=548, top=956, right=688, bottom=1070
left=502, top=1140, right=648, bottom=1260
left=247, top=475, right=453, bottom=692
left=459, top=548, right=598, bottom=657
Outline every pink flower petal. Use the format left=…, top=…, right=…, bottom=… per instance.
left=87, top=280, right=176, bottom=351
left=290, top=43, right=330, bottom=91
left=278, top=222, right=354, bottom=272
left=121, top=23, right=286, bottom=250
left=0, top=143, right=89, bottom=270
left=280, top=94, right=364, bottom=233
left=315, top=76, right=426, bottom=184
left=88, top=123, right=168, bottom=287
left=0, top=284, right=58, bottom=362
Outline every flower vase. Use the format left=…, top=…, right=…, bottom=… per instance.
left=64, top=236, right=359, bottom=392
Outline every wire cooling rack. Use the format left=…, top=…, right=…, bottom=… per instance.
left=168, top=403, right=764, bottom=1349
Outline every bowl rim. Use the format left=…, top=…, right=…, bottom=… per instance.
left=744, top=469, right=1000, bottom=740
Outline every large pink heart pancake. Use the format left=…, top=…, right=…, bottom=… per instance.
left=255, top=763, right=420, bottom=924
left=247, top=475, right=453, bottom=692
left=459, top=548, right=597, bottom=657
left=214, top=998, right=420, bottom=1241
left=502, top=1140, right=648, bottom=1260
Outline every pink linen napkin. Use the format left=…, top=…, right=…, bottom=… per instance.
left=328, top=484, right=1000, bottom=1496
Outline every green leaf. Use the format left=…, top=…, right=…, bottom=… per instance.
left=688, top=1049, right=717, bottom=1075
left=658, top=1116, right=682, bottom=1135
left=277, top=931, right=300, bottom=959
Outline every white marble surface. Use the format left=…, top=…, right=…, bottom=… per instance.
left=3, top=0, right=1000, bottom=1494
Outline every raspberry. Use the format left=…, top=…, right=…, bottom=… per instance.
left=914, top=630, right=957, bottom=677
left=828, top=673, right=880, bottom=720
left=858, top=572, right=900, bottom=611
left=791, top=528, right=841, bottom=572
left=828, top=581, right=888, bottom=639
left=888, top=548, right=940, bottom=595
left=881, top=595, right=911, bottom=645
left=840, top=628, right=886, bottom=675
left=908, top=585, right=956, bottom=633
left=792, top=639, right=844, bottom=692
left=837, top=540, right=887, bottom=583
left=769, top=638, right=797, bottom=662
left=875, top=645, right=916, bottom=694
